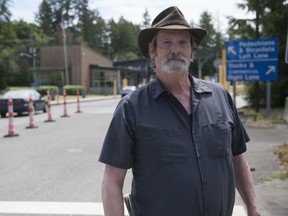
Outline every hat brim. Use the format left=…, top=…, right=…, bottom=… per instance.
left=138, top=26, right=207, bottom=59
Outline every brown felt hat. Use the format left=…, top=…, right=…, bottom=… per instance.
left=138, top=6, right=208, bottom=58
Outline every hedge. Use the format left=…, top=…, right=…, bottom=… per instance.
left=36, top=85, right=59, bottom=96
left=1, top=85, right=85, bottom=98
left=63, top=85, right=85, bottom=96
left=4, top=86, right=33, bottom=91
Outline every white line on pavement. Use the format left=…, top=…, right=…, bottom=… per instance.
left=0, top=201, right=246, bottom=215
left=233, top=205, right=247, bottom=216
left=0, top=202, right=107, bottom=215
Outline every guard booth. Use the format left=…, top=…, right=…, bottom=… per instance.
left=89, top=64, right=148, bottom=95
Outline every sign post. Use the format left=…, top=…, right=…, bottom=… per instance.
left=285, top=28, right=288, bottom=64
left=225, top=38, right=278, bottom=117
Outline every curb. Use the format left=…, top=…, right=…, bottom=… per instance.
left=50, top=95, right=119, bottom=106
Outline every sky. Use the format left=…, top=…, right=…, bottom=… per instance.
left=9, top=0, right=254, bottom=33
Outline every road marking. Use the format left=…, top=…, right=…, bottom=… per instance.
left=0, top=202, right=108, bottom=215
left=0, top=201, right=245, bottom=215
left=233, top=205, right=247, bottom=216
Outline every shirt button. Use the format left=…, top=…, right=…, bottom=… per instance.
left=197, top=153, right=202, bottom=159
left=202, top=180, right=208, bottom=185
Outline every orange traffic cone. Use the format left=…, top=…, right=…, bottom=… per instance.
left=4, top=98, right=19, bottom=138
left=61, top=89, right=70, bottom=117
left=75, top=90, right=82, bottom=113
left=26, top=95, right=38, bottom=129
left=44, top=90, right=55, bottom=122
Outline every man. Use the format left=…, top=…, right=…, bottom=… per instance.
left=99, top=6, right=260, bottom=216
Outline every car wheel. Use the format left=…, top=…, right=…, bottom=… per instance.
left=0, top=112, right=6, bottom=118
left=43, top=105, right=47, bottom=113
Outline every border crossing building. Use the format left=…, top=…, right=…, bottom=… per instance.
left=35, top=44, right=151, bottom=94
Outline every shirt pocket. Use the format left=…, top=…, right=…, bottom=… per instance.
left=154, top=128, right=188, bottom=164
left=136, top=126, right=188, bottom=164
left=202, top=122, right=232, bottom=158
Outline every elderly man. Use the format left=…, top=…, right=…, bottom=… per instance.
left=99, top=6, right=260, bottom=216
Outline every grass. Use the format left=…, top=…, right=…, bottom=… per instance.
left=259, top=143, right=288, bottom=182
left=238, top=107, right=286, bottom=124
left=273, top=143, right=288, bottom=180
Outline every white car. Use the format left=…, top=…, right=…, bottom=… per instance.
left=0, top=89, right=47, bottom=117
left=121, top=86, right=136, bottom=97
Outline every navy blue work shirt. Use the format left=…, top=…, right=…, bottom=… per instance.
left=99, top=75, right=249, bottom=216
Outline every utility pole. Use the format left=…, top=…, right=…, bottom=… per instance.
left=19, top=47, right=37, bottom=85
left=61, top=21, right=69, bottom=85
left=29, top=47, right=37, bottom=84
left=255, top=0, right=260, bottom=113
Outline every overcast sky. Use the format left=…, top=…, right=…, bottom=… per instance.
left=10, top=0, right=254, bottom=32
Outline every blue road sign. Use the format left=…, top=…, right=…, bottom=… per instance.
left=225, top=38, right=278, bottom=81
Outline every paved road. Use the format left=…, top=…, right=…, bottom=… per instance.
left=1, top=97, right=287, bottom=215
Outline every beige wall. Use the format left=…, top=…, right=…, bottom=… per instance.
left=81, top=45, right=113, bottom=89
left=40, top=44, right=113, bottom=90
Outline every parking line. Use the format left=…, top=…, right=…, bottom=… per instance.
left=0, top=201, right=245, bottom=215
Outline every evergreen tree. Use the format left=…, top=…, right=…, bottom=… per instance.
left=191, top=11, right=222, bottom=79
left=35, top=0, right=54, bottom=40
left=0, top=0, right=11, bottom=24
left=141, top=8, right=151, bottom=29
left=108, top=17, right=141, bottom=60
left=75, top=1, right=106, bottom=53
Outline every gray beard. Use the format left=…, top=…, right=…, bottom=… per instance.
left=161, top=58, right=189, bottom=74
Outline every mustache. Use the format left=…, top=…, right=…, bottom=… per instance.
left=166, top=55, right=187, bottom=63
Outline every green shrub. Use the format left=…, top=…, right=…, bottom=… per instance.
left=273, top=143, right=288, bottom=180
left=36, top=86, right=59, bottom=100
left=63, top=85, right=85, bottom=96
left=5, top=86, right=33, bottom=91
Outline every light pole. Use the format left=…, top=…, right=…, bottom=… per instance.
left=60, top=21, right=69, bottom=85
left=19, top=47, right=37, bottom=85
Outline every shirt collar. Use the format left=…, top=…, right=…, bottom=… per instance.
left=150, top=75, right=212, bottom=100
left=192, top=76, right=213, bottom=94
left=150, top=76, right=167, bottom=100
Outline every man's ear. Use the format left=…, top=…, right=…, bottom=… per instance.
left=148, top=42, right=156, bottom=59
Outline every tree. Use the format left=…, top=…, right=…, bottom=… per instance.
left=108, top=17, right=141, bottom=61
left=35, top=0, right=108, bottom=53
left=190, top=11, right=223, bottom=79
left=0, top=0, right=17, bottom=89
left=35, top=0, right=54, bottom=40
left=0, top=0, right=11, bottom=24
left=0, top=21, right=51, bottom=88
left=141, top=8, right=151, bottom=29
left=36, top=0, right=77, bottom=44
left=75, top=1, right=107, bottom=53
left=0, top=22, right=21, bottom=89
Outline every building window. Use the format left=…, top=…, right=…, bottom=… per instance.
left=90, top=70, right=115, bottom=88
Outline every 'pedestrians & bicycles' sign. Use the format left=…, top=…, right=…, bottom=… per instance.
left=225, top=38, right=278, bottom=81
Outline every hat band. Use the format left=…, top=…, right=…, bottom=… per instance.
left=157, top=20, right=190, bottom=28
